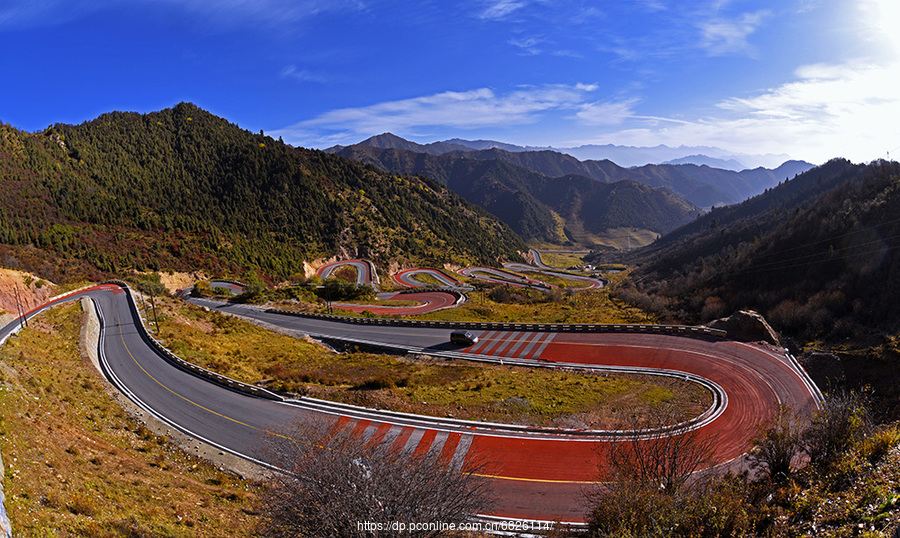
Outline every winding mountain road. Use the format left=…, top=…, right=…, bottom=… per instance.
left=316, top=259, right=380, bottom=289
left=2, top=284, right=822, bottom=524
left=393, top=268, right=470, bottom=289
left=316, top=261, right=462, bottom=315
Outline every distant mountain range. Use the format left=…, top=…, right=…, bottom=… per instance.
left=328, top=133, right=813, bottom=208
left=327, top=133, right=801, bottom=171
left=328, top=133, right=813, bottom=248
left=330, top=141, right=698, bottom=247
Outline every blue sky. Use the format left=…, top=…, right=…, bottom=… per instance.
left=1, top=0, right=898, bottom=164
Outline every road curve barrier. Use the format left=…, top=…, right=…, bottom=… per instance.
left=392, top=288, right=467, bottom=305
left=316, top=259, right=380, bottom=288
left=393, top=267, right=471, bottom=290
left=209, top=279, right=247, bottom=293
left=263, top=307, right=727, bottom=340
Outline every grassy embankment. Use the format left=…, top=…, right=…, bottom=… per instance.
left=535, top=252, right=586, bottom=269
left=149, top=295, right=707, bottom=429
left=0, top=302, right=258, bottom=536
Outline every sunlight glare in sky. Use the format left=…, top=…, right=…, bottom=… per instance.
left=867, top=0, right=900, bottom=56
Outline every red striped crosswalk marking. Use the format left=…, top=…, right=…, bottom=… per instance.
left=366, top=422, right=393, bottom=449
left=468, top=331, right=499, bottom=353
left=450, top=434, right=473, bottom=471
left=412, top=429, right=438, bottom=457
left=390, top=426, right=415, bottom=452
left=505, top=332, right=539, bottom=358
left=527, top=332, right=556, bottom=360
left=349, top=419, right=371, bottom=439
left=439, top=432, right=462, bottom=464
left=519, top=332, right=551, bottom=360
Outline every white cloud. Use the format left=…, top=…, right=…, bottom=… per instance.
left=479, top=0, right=528, bottom=20
left=280, top=65, right=327, bottom=83
left=586, top=61, right=900, bottom=164
left=578, top=0, right=900, bottom=163
left=637, top=0, right=669, bottom=12
left=508, top=37, right=542, bottom=55
left=698, top=10, right=771, bottom=56
left=860, top=0, right=900, bottom=59
left=273, top=84, right=602, bottom=144
left=552, top=49, right=583, bottom=59
left=574, top=99, right=638, bottom=126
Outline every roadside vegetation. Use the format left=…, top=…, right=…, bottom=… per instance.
left=511, top=269, right=593, bottom=289
left=580, top=392, right=900, bottom=537
left=533, top=251, right=587, bottom=269
left=413, top=271, right=656, bottom=324
left=256, top=419, right=493, bottom=538
left=406, top=272, right=447, bottom=287
left=0, top=302, right=259, bottom=536
left=147, top=295, right=704, bottom=429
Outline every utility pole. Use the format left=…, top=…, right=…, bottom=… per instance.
left=149, top=293, right=160, bottom=332
left=140, top=293, right=149, bottom=324
left=13, top=285, right=27, bottom=328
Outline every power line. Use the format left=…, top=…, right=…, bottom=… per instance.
left=740, top=230, right=900, bottom=273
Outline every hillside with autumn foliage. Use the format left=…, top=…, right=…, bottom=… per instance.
left=0, top=103, right=525, bottom=283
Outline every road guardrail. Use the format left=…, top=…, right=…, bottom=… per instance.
left=264, top=307, right=727, bottom=339
left=108, top=281, right=284, bottom=402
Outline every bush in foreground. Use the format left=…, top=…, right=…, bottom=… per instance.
left=255, top=420, right=494, bottom=537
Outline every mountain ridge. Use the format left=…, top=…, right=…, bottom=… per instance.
left=328, top=133, right=814, bottom=208
left=0, top=104, right=525, bottom=283
left=328, top=133, right=801, bottom=171
left=333, top=144, right=700, bottom=247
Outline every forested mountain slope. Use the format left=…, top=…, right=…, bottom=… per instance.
left=618, top=159, right=900, bottom=341
left=0, top=103, right=525, bottom=283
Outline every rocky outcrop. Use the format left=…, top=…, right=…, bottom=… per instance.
left=0, top=269, right=55, bottom=318
left=707, top=310, right=781, bottom=345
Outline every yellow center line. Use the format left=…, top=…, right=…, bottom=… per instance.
left=108, top=291, right=602, bottom=485
left=112, top=295, right=292, bottom=441
left=473, top=473, right=599, bottom=484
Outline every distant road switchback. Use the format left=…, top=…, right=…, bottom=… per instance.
left=316, top=259, right=603, bottom=316
left=317, top=261, right=464, bottom=316
left=393, top=268, right=471, bottom=290
left=316, top=259, right=380, bottom=289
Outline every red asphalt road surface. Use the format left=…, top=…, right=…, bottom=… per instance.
left=310, top=331, right=818, bottom=522
left=331, top=291, right=458, bottom=315
left=393, top=268, right=466, bottom=288
left=316, top=259, right=378, bottom=287
left=319, top=262, right=462, bottom=315
left=423, top=331, right=817, bottom=522
left=457, top=266, right=550, bottom=288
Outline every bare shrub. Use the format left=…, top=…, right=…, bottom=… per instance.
left=606, top=404, right=715, bottom=495
left=586, top=404, right=751, bottom=537
left=699, top=296, right=727, bottom=323
left=748, top=405, right=806, bottom=481
left=803, top=389, right=872, bottom=470
left=256, top=419, right=494, bottom=537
